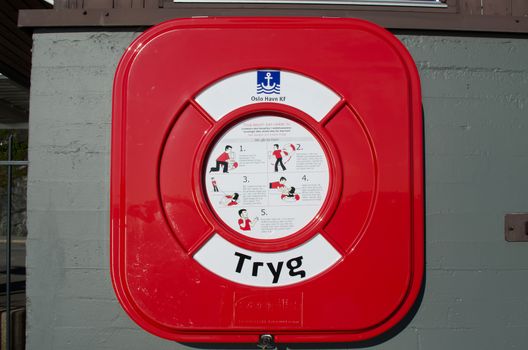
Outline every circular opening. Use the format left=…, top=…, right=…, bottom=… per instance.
left=204, top=115, right=330, bottom=240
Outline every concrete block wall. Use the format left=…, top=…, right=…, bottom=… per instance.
left=27, top=29, right=528, bottom=349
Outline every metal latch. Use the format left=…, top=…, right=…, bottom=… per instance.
left=505, top=213, right=528, bottom=242
left=257, top=334, right=277, bottom=350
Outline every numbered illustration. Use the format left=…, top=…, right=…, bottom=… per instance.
left=269, top=176, right=300, bottom=202
left=237, top=209, right=259, bottom=231
left=204, top=116, right=330, bottom=240
left=272, top=143, right=287, bottom=172
left=270, top=143, right=297, bottom=172
left=209, top=145, right=238, bottom=173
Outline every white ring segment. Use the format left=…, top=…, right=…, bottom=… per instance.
left=195, top=70, right=341, bottom=121
left=194, top=234, right=342, bottom=287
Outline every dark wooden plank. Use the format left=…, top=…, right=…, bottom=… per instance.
left=0, top=1, right=33, bottom=87
left=0, top=10, right=32, bottom=46
left=13, top=0, right=31, bottom=10
left=512, top=0, right=528, bottom=17
left=0, top=26, right=32, bottom=61
left=84, top=0, right=114, bottom=9
left=4, top=2, right=37, bottom=53
left=460, top=0, right=482, bottom=15
left=0, top=63, right=29, bottom=88
left=0, top=31, right=31, bottom=62
left=22, top=0, right=53, bottom=9
left=0, top=41, right=31, bottom=71
left=0, top=54, right=30, bottom=84
left=66, top=0, right=82, bottom=9
left=18, top=8, right=528, bottom=33
left=114, top=0, right=132, bottom=9
left=53, top=0, right=70, bottom=9
left=144, top=0, right=161, bottom=8
left=5, top=1, right=23, bottom=22
left=483, top=0, right=512, bottom=16
left=133, top=0, right=145, bottom=9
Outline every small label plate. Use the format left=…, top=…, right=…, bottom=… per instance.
left=505, top=213, right=528, bottom=242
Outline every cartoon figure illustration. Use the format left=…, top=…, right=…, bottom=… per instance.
left=238, top=209, right=259, bottom=231
left=270, top=144, right=297, bottom=172
left=272, top=144, right=288, bottom=172
left=269, top=176, right=288, bottom=190
left=211, top=177, right=219, bottom=192
left=269, top=176, right=300, bottom=202
left=210, top=145, right=237, bottom=173
left=281, top=186, right=300, bottom=202
left=220, top=192, right=239, bottom=207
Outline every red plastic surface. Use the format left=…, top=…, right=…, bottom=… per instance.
left=111, top=17, right=423, bottom=343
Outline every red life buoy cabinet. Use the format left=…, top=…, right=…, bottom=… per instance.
left=111, top=17, right=424, bottom=343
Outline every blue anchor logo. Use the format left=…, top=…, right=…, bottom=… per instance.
left=262, top=72, right=276, bottom=89
left=257, top=70, right=281, bottom=95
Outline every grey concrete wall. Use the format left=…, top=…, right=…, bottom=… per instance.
left=27, top=29, right=528, bottom=349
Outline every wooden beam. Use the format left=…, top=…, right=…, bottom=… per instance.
left=18, top=7, right=528, bottom=34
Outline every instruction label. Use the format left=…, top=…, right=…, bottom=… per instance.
left=205, top=115, right=330, bottom=239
